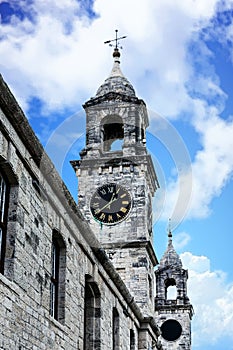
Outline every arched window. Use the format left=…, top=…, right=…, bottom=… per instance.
left=84, top=276, right=101, bottom=349
left=101, top=115, right=124, bottom=152
left=165, top=278, right=177, bottom=300
left=0, top=171, right=9, bottom=274
left=113, top=307, right=120, bottom=350
left=50, top=230, right=66, bottom=323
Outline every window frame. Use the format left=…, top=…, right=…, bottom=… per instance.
left=113, top=307, right=120, bottom=350
left=0, top=171, right=9, bottom=274
left=50, top=239, right=60, bottom=320
left=50, top=231, right=66, bottom=323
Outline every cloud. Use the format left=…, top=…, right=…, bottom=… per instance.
left=188, top=101, right=233, bottom=218
left=1, top=0, right=232, bottom=224
left=0, top=0, right=221, bottom=115
left=161, top=100, right=233, bottom=221
left=181, top=252, right=233, bottom=347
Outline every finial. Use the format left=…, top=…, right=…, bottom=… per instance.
left=168, top=218, right=172, bottom=238
left=104, top=29, right=127, bottom=53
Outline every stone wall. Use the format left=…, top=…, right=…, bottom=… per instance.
left=0, top=75, right=161, bottom=349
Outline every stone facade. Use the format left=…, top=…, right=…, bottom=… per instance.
left=0, top=71, right=162, bottom=349
left=0, top=46, right=193, bottom=350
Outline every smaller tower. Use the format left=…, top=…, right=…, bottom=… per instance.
left=155, top=229, right=193, bottom=349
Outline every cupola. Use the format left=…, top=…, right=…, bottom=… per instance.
left=95, top=47, right=136, bottom=98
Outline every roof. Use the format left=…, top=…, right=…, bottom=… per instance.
left=95, top=48, right=136, bottom=98
left=159, top=231, right=182, bottom=268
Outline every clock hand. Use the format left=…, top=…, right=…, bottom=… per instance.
left=106, top=191, right=118, bottom=208
left=96, top=193, right=118, bottom=213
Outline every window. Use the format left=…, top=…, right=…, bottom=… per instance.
left=50, top=231, right=66, bottom=323
left=130, top=329, right=135, bottom=350
left=84, top=276, right=101, bottom=349
left=148, top=275, right=153, bottom=299
left=50, top=240, right=59, bottom=319
left=165, top=278, right=177, bottom=300
left=101, top=115, right=124, bottom=152
left=0, top=171, right=9, bottom=274
left=113, top=307, right=120, bottom=350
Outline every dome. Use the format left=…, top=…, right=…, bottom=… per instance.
left=95, top=48, right=136, bottom=97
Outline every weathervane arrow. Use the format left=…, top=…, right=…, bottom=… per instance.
left=104, top=29, right=127, bottom=49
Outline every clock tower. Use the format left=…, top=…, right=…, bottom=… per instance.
left=155, top=230, right=194, bottom=349
left=71, top=44, right=159, bottom=313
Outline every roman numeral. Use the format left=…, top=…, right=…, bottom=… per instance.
left=107, top=186, right=114, bottom=193
left=108, top=215, right=113, bottom=222
left=92, top=202, right=99, bottom=208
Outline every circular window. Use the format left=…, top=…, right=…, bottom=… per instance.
left=160, top=319, right=182, bottom=341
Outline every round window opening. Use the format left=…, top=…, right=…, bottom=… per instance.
left=161, top=319, right=182, bottom=341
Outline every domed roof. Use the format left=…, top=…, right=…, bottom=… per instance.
left=159, top=231, right=182, bottom=268
left=95, top=48, right=136, bottom=97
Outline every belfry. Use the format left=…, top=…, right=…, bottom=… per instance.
left=0, top=30, right=193, bottom=349
left=71, top=33, right=159, bottom=314
left=71, top=30, right=193, bottom=348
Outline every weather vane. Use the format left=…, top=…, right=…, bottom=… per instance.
left=168, top=218, right=172, bottom=237
left=104, top=29, right=127, bottom=49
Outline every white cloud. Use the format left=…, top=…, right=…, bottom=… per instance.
left=181, top=252, right=233, bottom=347
left=0, top=0, right=221, bottom=115
left=0, top=0, right=233, bottom=223
left=189, top=101, right=233, bottom=218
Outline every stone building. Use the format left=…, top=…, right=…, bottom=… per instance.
left=0, top=42, right=193, bottom=349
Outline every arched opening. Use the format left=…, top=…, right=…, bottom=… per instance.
left=84, top=276, right=101, bottom=349
left=101, top=115, right=124, bottom=152
left=165, top=278, right=177, bottom=300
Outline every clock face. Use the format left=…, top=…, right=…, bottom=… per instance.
left=90, top=183, right=132, bottom=225
left=160, top=319, right=182, bottom=341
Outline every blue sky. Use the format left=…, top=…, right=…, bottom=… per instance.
left=0, top=0, right=233, bottom=348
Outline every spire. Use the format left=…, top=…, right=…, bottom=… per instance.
left=159, top=221, right=182, bottom=268
left=109, top=47, right=124, bottom=78
left=167, top=218, right=173, bottom=249
left=95, top=30, right=135, bottom=97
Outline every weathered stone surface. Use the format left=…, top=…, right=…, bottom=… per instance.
left=155, top=234, right=193, bottom=349
left=0, top=70, right=161, bottom=349
left=0, top=45, right=193, bottom=349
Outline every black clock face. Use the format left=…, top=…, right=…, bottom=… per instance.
left=90, top=183, right=132, bottom=225
left=160, top=319, right=182, bottom=341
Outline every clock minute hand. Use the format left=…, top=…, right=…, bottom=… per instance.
left=97, top=193, right=118, bottom=212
